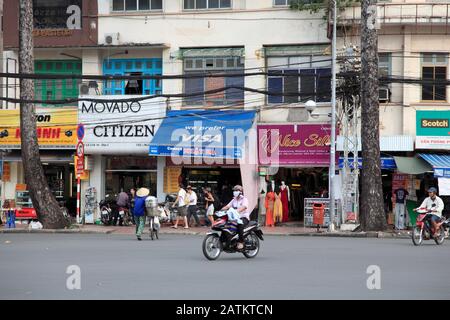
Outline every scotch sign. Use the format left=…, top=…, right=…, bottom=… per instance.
left=421, top=119, right=449, bottom=128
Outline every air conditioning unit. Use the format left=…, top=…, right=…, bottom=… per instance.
left=104, top=33, right=120, bottom=45
left=379, top=87, right=390, bottom=102
left=79, top=82, right=99, bottom=96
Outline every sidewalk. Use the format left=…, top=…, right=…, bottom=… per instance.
left=0, top=222, right=413, bottom=239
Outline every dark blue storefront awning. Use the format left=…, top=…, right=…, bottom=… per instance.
left=338, top=156, right=397, bottom=170
left=149, top=110, right=256, bottom=159
left=419, top=154, right=450, bottom=178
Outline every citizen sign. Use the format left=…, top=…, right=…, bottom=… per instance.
left=421, top=119, right=449, bottom=128
left=78, top=97, right=166, bottom=154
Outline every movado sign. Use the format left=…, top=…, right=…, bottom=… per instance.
left=416, top=110, right=450, bottom=150
left=78, top=96, right=166, bottom=154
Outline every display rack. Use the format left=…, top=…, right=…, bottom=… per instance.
left=83, top=187, right=97, bottom=224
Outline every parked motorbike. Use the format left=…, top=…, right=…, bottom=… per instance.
left=412, top=208, right=450, bottom=246
left=164, top=193, right=178, bottom=224
left=99, top=195, right=114, bottom=226
left=202, top=211, right=264, bottom=260
left=118, top=206, right=132, bottom=226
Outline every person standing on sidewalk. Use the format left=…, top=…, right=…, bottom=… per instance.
left=393, top=187, right=409, bottom=230
left=172, top=184, right=189, bottom=229
left=186, top=186, right=202, bottom=227
left=133, top=188, right=150, bottom=240
left=204, top=187, right=217, bottom=226
left=129, top=188, right=136, bottom=225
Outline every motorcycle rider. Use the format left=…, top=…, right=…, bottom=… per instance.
left=221, top=185, right=249, bottom=251
left=115, top=190, right=129, bottom=226
left=414, top=187, right=445, bottom=238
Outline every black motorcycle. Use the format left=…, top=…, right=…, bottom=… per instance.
left=99, top=195, right=115, bottom=226
left=202, top=212, right=264, bottom=260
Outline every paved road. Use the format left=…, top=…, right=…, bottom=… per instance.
left=0, top=233, right=449, bottom=300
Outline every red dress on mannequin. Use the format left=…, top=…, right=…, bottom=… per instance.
left=280, top=186, right=289, bottom=222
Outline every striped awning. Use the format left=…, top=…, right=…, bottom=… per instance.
left=419, top=154, right=450, bottom=178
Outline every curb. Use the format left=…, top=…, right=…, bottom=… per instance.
left=0, top=228, right=412, bottom=238
left=0, top=229, right=113, bottom=234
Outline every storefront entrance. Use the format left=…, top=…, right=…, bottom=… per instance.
left=265, top=167, right=329, bottom=221
left=182, top=167, right=241, bottom=207
left=105, top=156, right=157, bottom=196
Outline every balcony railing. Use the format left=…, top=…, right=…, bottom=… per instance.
left=337, top=3, right=450, bottom=26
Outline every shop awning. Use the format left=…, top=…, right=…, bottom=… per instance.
left=393, top=156, right=433, bottom=175
left=419, top=154, right=450, bottom=178
left=149, top=110, right=256, bottom=159
left=338, top=156, right=397, bottom=169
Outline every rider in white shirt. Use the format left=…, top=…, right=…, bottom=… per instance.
left=414, top=187, right=445, bottom=237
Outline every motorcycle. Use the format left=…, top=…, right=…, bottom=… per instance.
left=164, top=193, right=178, bottom=224
left=118, top=206, right=132, bottom=226
left=202, top=210, right=264, bottom=260
left=99, top=194, right=114, bottom=226
left=412, top=208, right=450, bottom=246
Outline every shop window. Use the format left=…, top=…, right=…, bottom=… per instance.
left=378, top=53, right=391, bottom=77
left=112, top=0, right=163, bottom=11
left=34, top=59, right=82, bottom=105
left=103, top=58, right=162, bottom=95
left=183, top=56, right=244, bottom=106
left=421, top=53, right=447, bottom=101
left=267, top=55, right=331, bottom=104
left=184, top=0, right=231, bottom=10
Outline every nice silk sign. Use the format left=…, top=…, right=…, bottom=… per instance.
left=257, top=124, right=333, bottom=166
left=78, top=96, right=166, bottom=154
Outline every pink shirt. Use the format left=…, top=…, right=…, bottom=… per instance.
left=227, top=196, right=250, bottom=220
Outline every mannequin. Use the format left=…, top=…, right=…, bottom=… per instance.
left=280, top=181, right=290, bottom=222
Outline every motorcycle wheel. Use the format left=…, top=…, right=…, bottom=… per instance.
left=412, top=226, right=423, bottom=246
left=434, top=229, right=445, bottom=245
left=202, top=234, right=222, bottom=261
left=243, top=232, right=260, bottom=259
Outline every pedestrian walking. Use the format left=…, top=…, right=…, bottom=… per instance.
left=204, top=187, right=217, bottom=226
left=172, top=184, right=189, bottom=229
left=186, top=186, right=202, bottom=227
left=134, top=187, right=150, bottom=240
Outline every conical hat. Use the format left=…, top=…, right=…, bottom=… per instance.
left=136, top=188, right=150, bottom=197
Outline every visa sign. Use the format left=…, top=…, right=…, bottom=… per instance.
left=181, top=134, right=222, bottom=143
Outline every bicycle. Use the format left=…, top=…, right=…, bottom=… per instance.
left=148, top=215, right=159, bottom=240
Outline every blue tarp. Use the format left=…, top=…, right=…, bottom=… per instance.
left=149, top=110, right=256, bottom=159
left=419, top=154, right=450, bottom=178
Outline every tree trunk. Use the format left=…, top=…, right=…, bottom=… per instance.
left=19, top=0, right=68, bottom=229
left=360, top=0, right=386, bottom=231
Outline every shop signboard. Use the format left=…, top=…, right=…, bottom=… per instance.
left=78, top=96, right=166, bottom=154
left=0, top=108, right=78, bottom=149
left=164, top=167, right=182, bottom=194
left=2, top=163, right=11, bottom=182
left=416, top=110, right=450, bottom=149
left=257, top=124, right=333, bottom=166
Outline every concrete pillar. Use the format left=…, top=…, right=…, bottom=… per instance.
left=157, top=156, right=166, bottom=202
left=163, top=47, right=183, bottom=110
left=244, top=44, right=265, bottom=110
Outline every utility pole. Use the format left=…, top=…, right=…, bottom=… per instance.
left=360, top=0, right=386, bottom=230
left=19, top=0, right=68, bottom=229
left=329, top=0, right=337, bottom=231
left=0, top=0, right=4, bottom=109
